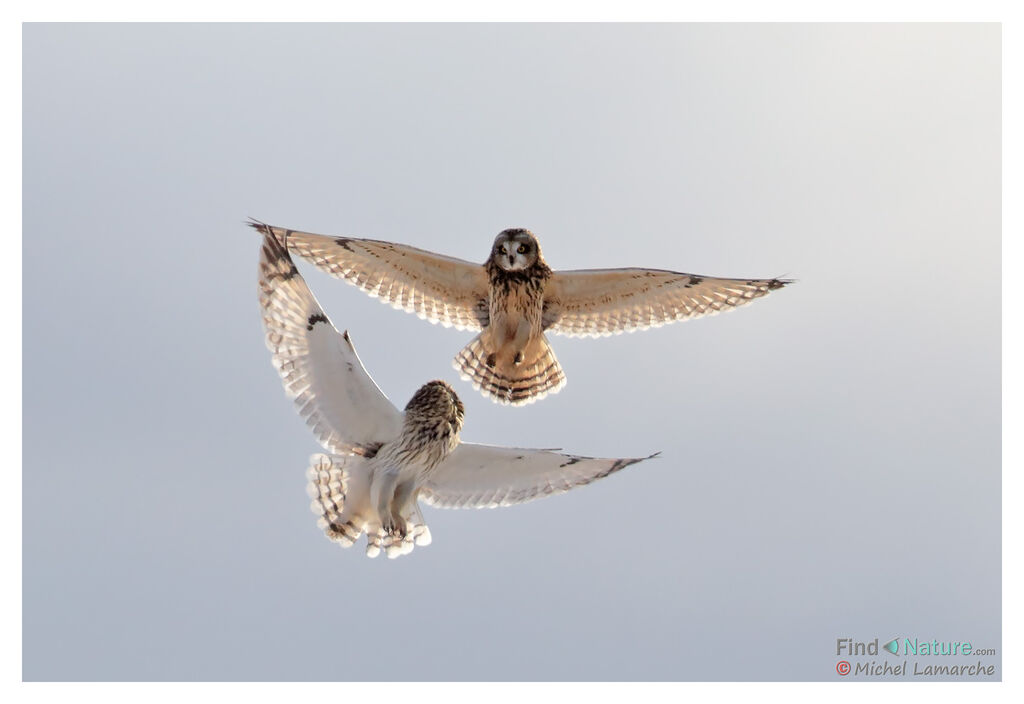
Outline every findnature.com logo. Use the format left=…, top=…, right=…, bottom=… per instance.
left=834, top=637, right=997, bottom=678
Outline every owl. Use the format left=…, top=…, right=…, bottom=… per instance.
left=249, top=221, right=790, bottom=405
left=258, top=228, right=655, bottom=558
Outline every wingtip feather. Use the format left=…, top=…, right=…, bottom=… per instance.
left=247, top=217, right=271, bottom=234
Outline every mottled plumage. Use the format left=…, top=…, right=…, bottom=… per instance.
left=258, top=228, right=655, bottom=559
left=456, top=229, right=563, bottom=404
left=250, top=220, right=790, bottom=405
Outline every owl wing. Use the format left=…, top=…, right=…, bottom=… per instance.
left=420, top=443, right=658, bottom=509
left=250, top=222, right=491, bottom=331
left=259, top=228, right=404, bottom=457
left=543, top=268, right=790, bottom=337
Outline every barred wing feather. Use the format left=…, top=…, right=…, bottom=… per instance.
left=258, top=230, right=403, bottom=456
left=251, top=222, right=490, bottom=331
left=421, top=443, right=657, bottom=509
left=544, top=268, right=789, bottom=338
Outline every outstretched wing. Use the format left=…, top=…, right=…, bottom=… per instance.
left=250, top=222, right=490, bottom=331
left=543, top=268, right=790, bottom=338
left=258, top=229, right=404, bottom=456
left=420, top=443, right=657, bottom=509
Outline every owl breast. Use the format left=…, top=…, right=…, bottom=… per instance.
left=488, top=273, right=546, bottom=347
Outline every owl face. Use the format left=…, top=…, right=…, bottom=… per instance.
left=490, top=229, right=541, bottom=272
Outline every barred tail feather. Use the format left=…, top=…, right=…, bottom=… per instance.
left=453, top=333, right=567, bottom=405
left=305, top=454, right=430, bottom=559
left=305, top=454, right=376, bottom=552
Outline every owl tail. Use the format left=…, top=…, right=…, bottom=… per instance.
left=306, top=454, right=370, bottom=549
left=453, top=332, right=567, bottom=405
left=305, top=454, right=429, bottom=559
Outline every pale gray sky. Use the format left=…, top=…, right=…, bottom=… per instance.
left=23, top=23, right=999, bottom=681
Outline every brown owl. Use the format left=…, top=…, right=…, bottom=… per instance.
left=257, top=227, right=655, bottom=558
left=249, top=221, right=790, bottom=405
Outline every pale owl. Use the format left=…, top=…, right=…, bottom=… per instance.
left=249, top=221, right=790, bottom=405
left=258, top=228, right=655, bottom=558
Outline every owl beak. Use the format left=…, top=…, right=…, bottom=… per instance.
left=508, top=255, right=515, bottom=266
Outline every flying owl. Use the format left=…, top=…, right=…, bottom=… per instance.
left=258, top=228, right=655, bottom=558
left=249, top=221, right=790, bottom=405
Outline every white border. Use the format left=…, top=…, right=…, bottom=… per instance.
left=6, top=3, right=1018, bottom=702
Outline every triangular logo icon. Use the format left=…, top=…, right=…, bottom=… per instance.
left=883, top=639, right=900, bottom=655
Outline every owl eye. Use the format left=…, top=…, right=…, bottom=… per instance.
left=517, top=244, right=527, bottom=254
left=498, top=245, right=507, bottom=254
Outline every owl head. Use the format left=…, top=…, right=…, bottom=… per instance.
left=404, top=380, right=465, bottom=440
left=489, top=229, right=543, bottom=272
